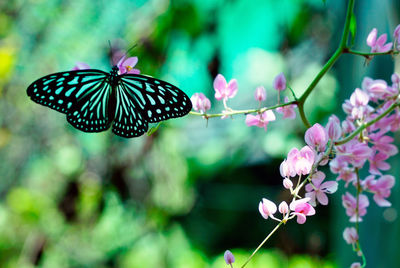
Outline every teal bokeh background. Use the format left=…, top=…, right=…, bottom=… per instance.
left=0, top=0, right=399, bottom=267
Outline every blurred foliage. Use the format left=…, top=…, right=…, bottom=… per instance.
left=0, top=0, right=399, bottom=267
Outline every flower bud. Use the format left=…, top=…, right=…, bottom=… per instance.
left=254, top=86, right=267, bottom=102
left=305, top=123, right=328, bottom=152
left=278, top=201, right=289, bottom=214
left=325, top=115, right=342, bottom=140
left=191, top=93, right=211, bottom=113
left=343, top=227, right=358, bottom=244
left=273, top=72, right=286, bottom=91
left=224, top=250, right=235, bottom=265
left=283, top=178, right=293, bottom=189
left=258, top=198, right=277, bottom=220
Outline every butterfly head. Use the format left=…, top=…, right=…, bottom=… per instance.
left=111, top=66, right=119, bottom=76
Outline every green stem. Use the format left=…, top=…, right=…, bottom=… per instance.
left=240, top=222, right=283, bottom=268
left=354, top=169, right=367, bottom=267
left=335, top=101, right=399, bottom=145
left=344, top=48, right=400, bottom=58
left=189, top=101, right=297, bottom=118
left=296, top=0, right=355, bottom=124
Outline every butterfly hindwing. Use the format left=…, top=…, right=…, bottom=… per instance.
left=66, top=80, right=113, bottom=133
left=27, top=70, right=108, bottom=114
left=119, top=74, right=192, bottom=123
left=111, top=82, right=148, bottom=138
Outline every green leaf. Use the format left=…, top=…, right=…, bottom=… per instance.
left=349, top=12, right=357, bottom=47
left=147, top=122, right=163, bottom=136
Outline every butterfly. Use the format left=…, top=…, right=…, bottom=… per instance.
left=26, top=61, right=192, bottom=138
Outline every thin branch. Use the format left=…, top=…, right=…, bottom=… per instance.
left=189, top=101, right=297, bottom=118
left=335, top=101, right=399, bottom=146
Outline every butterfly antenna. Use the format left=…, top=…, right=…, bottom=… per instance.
left=125, top=43, right=138, bottom=56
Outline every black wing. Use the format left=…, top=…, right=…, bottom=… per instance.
left=111, top=82, right=148, bottom=138
left=27, top=69, right=113, bottom=133
left=27, top=69, right=108, bottom=114
left=66, top=80, right=113, bottom=133
left=119, top=74, right=192, bottom=123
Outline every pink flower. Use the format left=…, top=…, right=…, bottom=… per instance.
left=305, top=123, right=328, bottom=152
left=72, top=62, right=90, bottom=70
left=278, top=201, right=289, bottom=215
left=276, top=97, right=297, bottom=119
left=392, top=73, right=400, bottom=85
left=351, top=262, right=361, bottom=268
left=342, top=192, right=369, bottom=222
left=336, top=140, right=373, bottom=168
left=224, top=250, right=235, bottom=265
left=191, top=93, right=211, bottom=113
left=254, top=86, right=266, bottom=102
left=213, top=74, right=238, bottom=101
left=273, top=72, right=286, bottom=91
left=117, top=56, right=140, bottom=75
left=325, top=115, right=342, bottom=140
left=343, top=227, right=358, bottom=245
left=363, top=175, right=395, bottom=207
left=245, top=110, right=276, bottom=131
left=369, top=152, right=390, bottom=175
left=258, top=198, right=277, bottom=220
left=289, top=198, right=315, bottom=224
left=287, top=146, right=315, bottom=176
left=350, top=88, right=369, bottom=106
left=370, top=133, right=398, bottom=157
left=366, top=28, right=393, bottom=53
left=348, top=88, right=370, bottom=119
left=305, top=171, right=338, bottom=206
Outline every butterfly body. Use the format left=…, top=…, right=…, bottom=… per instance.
left=27, top=66, right=192, bottom=138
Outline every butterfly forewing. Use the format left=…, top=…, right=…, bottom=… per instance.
left=119, top=75, right=192, bottom=123
left=66, top=80, right=113, bottom=133
left=111, top=82, right=148, bottom=138
left=27, top=70, right=108, bottom=114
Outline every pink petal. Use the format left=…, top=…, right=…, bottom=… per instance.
left=123, top=56, right=138, bottom=67
left=126, top=68, right=140, bottom=74
left=376, top=34, right=388, bottom=47
left=294, top=213, right=307, bottom=224
left=263, top=110, right=276, bottom=121
left=305, top=192, right=317, bottom=207
left=213, top=74, right=227, bottom=93
left=373, top=195, right=391, bottom=207
left=380, top=42, right=393, bottom=52
left=245, top=114, right=261, bottom=127
left=316, top=191, right=329, bottom=205
left=320, top=181, right=338, bottom=194
left=226, top=79, right=238, bottom=98
left=366, top=28, right=377, bottom=47
left=311, top=171, right=325, bottom=187
left=376, top=175, right=395, bottom=189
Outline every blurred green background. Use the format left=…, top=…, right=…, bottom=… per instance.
left=0, top=0, right=399, bottom=267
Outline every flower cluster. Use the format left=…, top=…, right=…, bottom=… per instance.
left=190, top=73, right=297, bottom=129
left=326, top=73, right=399, bottom=261
left=366, top=24, right=400, bottom=52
